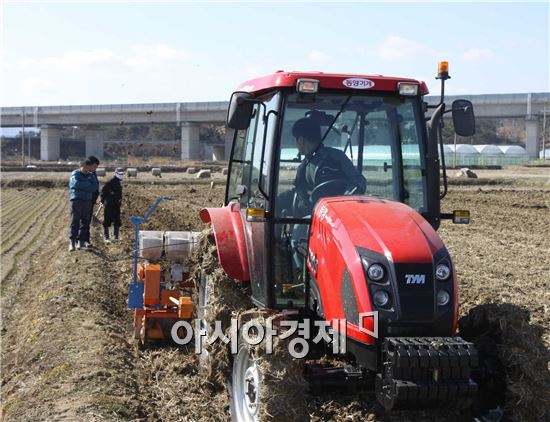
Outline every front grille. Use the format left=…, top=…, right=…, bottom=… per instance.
left=394, top=263, right=434, bottom=321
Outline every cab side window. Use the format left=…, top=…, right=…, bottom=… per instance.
left=226, top=129, right=246, bottom=203
left=249, top=92, right=279, bottom=206
left=226, top=105, right=260, bottom=205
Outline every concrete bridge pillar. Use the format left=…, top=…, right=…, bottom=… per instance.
left=85, top=127, right=105, bottom=159
left=181, top=123, right=200, bottom=160
left=40, top=125, right=61, bottom=161
left=525, top=117, right=540, bottom=158
left=224, top=128, right=235, bottom=160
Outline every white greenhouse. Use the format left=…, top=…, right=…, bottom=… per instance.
left=498, top=145, right=529, bottom=164
left=473, top=145, right=504, bottom=165
left=449, top=144, right=481, bottom=166
left=441, top=144, right=529, bottom=166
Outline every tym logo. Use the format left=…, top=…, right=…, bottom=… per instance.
left=405, top=274, right=426, bottom=285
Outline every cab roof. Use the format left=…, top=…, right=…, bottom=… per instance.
left=236, top=70, right=429, bottom=96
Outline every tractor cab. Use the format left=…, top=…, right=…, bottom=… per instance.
left=222, top=68, right=474, bottom=311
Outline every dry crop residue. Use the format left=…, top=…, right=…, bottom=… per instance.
left=441, top=188, right=550, bottom=421
left=1, top=187, right=144, bottom=420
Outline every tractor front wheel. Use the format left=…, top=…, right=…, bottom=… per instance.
left=229, top=314, right=308, bottom=422
left=231, top=338, right=262, bottom=421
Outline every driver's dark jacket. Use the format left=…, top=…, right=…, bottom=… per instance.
left=293, top=144, right=366, bottom=215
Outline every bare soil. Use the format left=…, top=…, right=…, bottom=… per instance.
left=1, top=169, right=549, bottom=421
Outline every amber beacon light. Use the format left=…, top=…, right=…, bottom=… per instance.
left=437, top=61, right=450, bottom=80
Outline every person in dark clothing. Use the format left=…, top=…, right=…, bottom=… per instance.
left=280, top=117, right=366, bottom=216
left=85, top=155, right=100, bottom=246
left=100, top=168, right=124, bottom=242
left=69, top=159, right=98, bottom=251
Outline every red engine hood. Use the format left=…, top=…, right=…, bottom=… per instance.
left=309, top=196, right=456, bottom=346
left=314, top=196, right=444, bottom=263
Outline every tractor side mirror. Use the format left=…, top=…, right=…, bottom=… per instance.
left=227, top=91, right=255, bottom=130
left=452, top=99, right=475, bottom=137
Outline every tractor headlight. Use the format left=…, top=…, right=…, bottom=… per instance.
left=435, top=264, right=451, bottom=281
left=436, top=290, right=450, bottom=306
left=367, top=263, right=385, bottom=281
left=373, top=290, right=390, bottom=307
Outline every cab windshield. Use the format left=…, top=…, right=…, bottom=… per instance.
left=271, top=91, right=428, bottom=307
left=274, top=91, right=427, bottom=218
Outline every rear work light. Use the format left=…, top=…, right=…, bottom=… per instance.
left=296, top=78, right=319, bottom=93
left=398, top=82, right=419, bottom=96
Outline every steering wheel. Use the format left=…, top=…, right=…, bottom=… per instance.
left=290, top=179, right=351, bottom=216
left=291, top=190, right=304, bottom=217
left=310, top=179, right=349, bottom=204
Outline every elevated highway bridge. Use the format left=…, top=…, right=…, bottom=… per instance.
left=1, top=93, right=548, bottom=160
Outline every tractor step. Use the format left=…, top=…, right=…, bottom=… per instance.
left=376, top=337, right=479, bottom=410
left=305, top=364, right=364, bottom=394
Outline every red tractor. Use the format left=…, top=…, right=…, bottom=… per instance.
left=197, top=63, right=499, bottom=420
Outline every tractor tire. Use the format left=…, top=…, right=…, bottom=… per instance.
left=308, top=277, right=325, bottom=319
left=229, top=312, right=308, bottom=422
left=192, top=228, right=251, bottom=390
left=460, top=303, right=550, bottom=421
left=458, top=305, right=508, bottom=421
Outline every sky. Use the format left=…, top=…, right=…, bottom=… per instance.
left=1, top=1, right=549, bottom=107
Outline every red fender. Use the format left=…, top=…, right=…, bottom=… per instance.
left=199, top=202, right=250, bottom=281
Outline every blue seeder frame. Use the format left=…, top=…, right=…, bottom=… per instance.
left=127, top=196, right=173, bottom=309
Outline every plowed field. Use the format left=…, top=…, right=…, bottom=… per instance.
left=1, top=169, right=549, bottom=421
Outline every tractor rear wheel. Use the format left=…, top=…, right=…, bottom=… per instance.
left=459, top=305, right=507, bottom=421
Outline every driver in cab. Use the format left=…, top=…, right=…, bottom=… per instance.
left=288, top=117, right=366, bottom=216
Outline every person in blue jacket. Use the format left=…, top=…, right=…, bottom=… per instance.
left=68, top=159, right=99, bottom=251
left=84, top=155, right=100, bottom=246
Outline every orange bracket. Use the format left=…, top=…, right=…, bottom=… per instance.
left=143, top=264, right=161, bottom=306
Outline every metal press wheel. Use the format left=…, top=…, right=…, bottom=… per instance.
left=192, top=227, right=252, bottom=390
left=197, top=270, right=211, bottom=364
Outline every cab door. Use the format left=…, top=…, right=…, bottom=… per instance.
left=225, top=92, right=280, bottom=307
